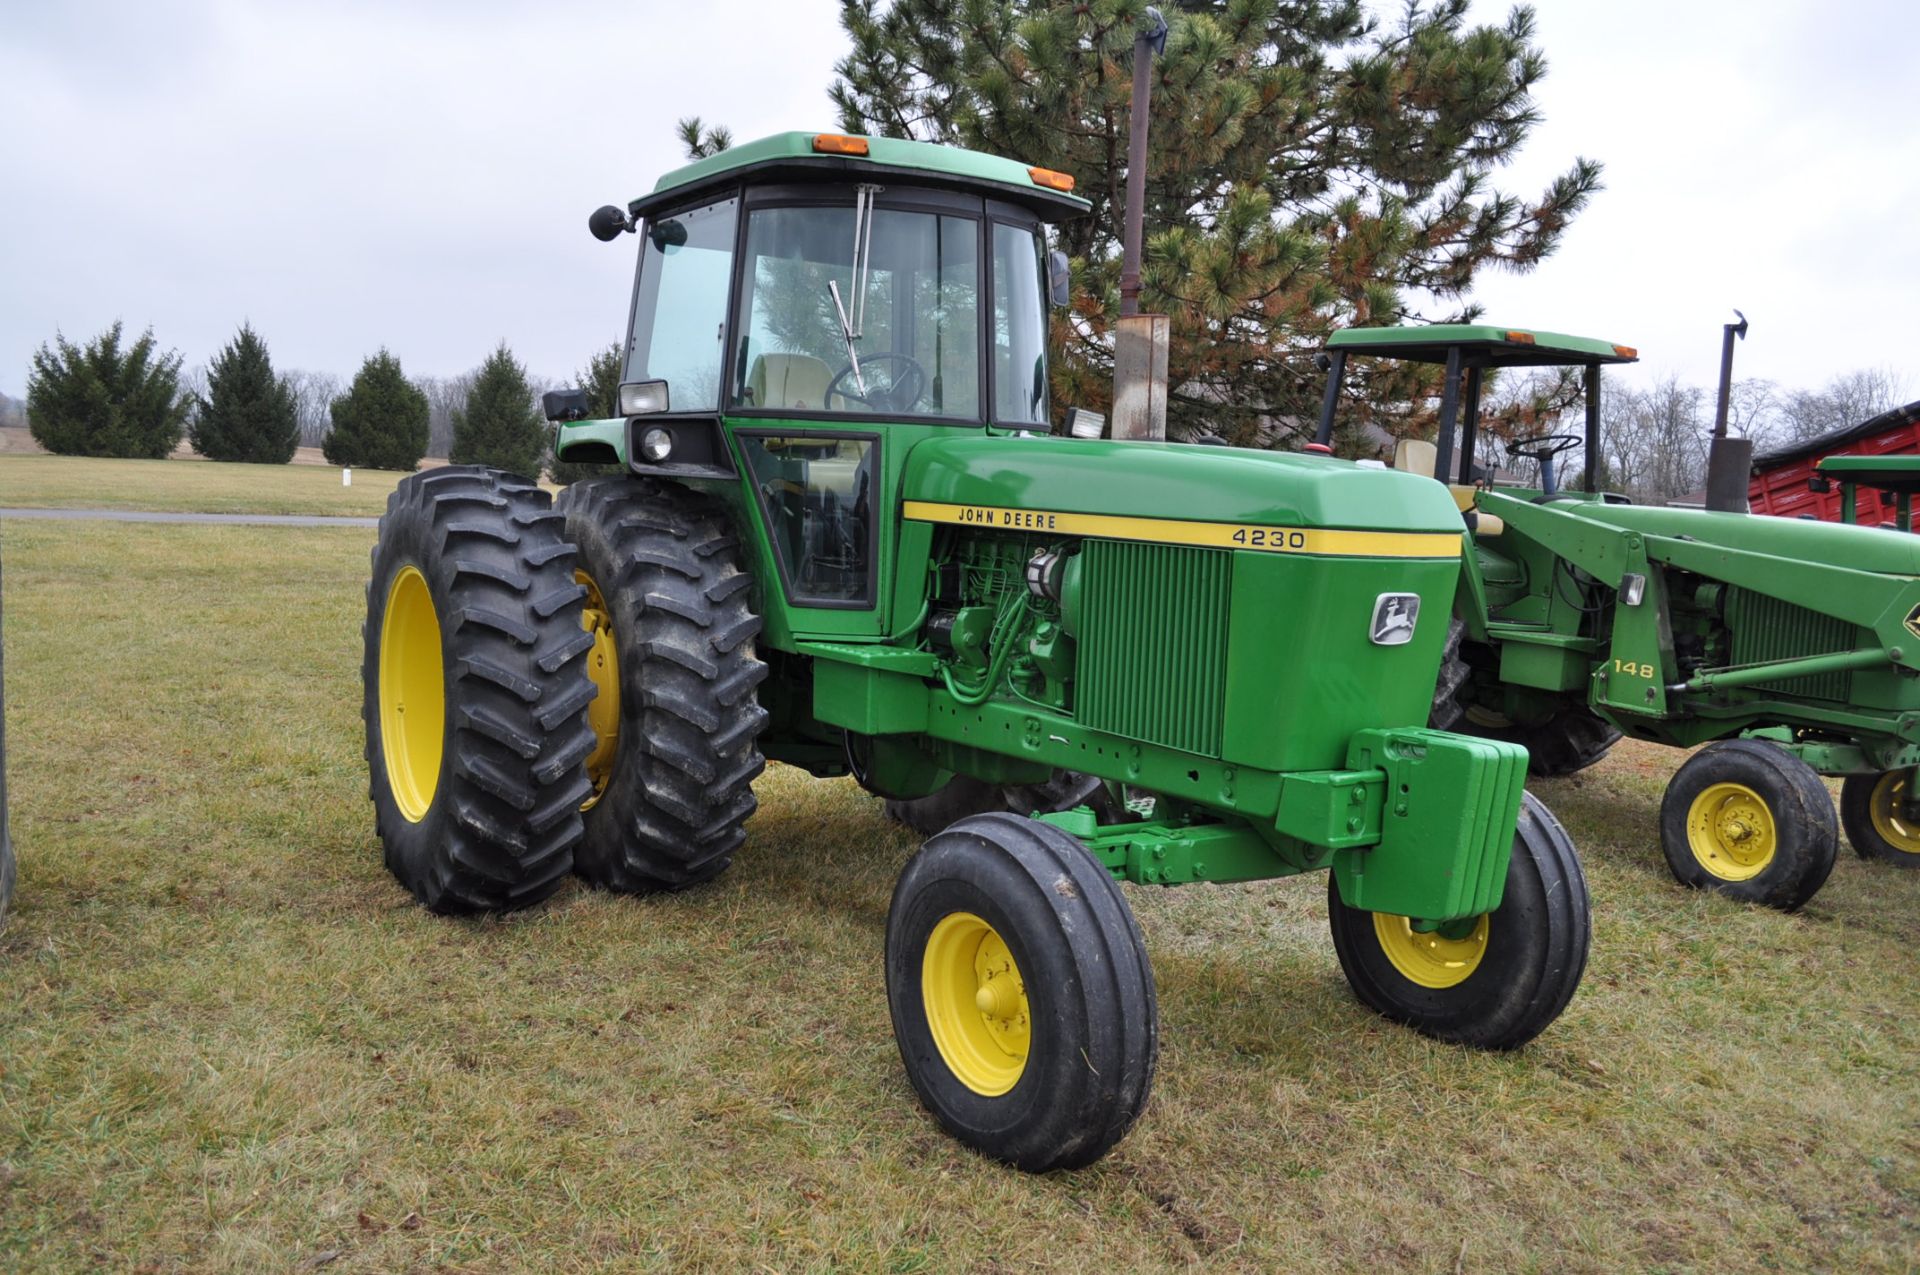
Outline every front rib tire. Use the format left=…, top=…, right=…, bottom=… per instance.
left=363, top=467, right=597, bottom=914
left=886, top=813, right=1157, bottom=1171
left=1328, top=791, right=1590, bottom=1050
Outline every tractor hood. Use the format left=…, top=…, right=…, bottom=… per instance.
left=901, top=436, right=1464, bottom=538
left=1567, top=502, right=1920, bottom=577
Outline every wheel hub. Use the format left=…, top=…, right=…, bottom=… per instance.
left=922, top=912, right=1030, bottom=1096
left=1685, top=781, right=1776, bottom=881
left=576, top=569, right=620, bottom=811
left=379, top=564, right=445, bottom=823
left=1868, top=768, right=1920, bottom=856
left=1372, top=912, right=1490, bottom=989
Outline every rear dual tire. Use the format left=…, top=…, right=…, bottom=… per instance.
left=556, top=477, right=769, bottom=892
left=363, top=468, right=597, bottom=914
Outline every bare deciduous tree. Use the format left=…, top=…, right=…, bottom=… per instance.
left=283, top=368, right=345, bottom=449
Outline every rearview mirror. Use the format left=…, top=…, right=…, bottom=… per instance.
left=542, top=388, right=590, bottom=422
left=588, top=205, right=633, bottom=242
left=1047, top=249, right=1071, bottom=307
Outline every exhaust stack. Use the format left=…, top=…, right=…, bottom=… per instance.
left=1704, top=310, right=1751, bottom=513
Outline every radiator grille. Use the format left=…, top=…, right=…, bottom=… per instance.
left=1076, top=540, right=1232, bottom=756
left=1725, top=588, right=1856, bottom=701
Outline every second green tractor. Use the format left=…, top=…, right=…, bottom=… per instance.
left=1315, top=326, right=1920, bottom=910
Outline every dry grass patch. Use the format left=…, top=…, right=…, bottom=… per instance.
left=0, top=454, right=413, bottom=517
left=1, top=519, right=1916, bottom=1272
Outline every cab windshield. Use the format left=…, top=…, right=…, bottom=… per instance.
left=733, top=203, right=981, bottom=419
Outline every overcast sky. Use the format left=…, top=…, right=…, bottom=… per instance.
left=2, top=0, right=1913, bottom=403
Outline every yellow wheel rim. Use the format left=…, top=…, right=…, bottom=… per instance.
left=1868, top=769, right=1920, bottom=857
left=922, top=912, right=1030, bottom=1096
left=1685, top=781, right=1777, bottom=881
left=379, top=565, right=445, bottom=823
left=576, top=569, right=620, bottom=811
left=1372, top=912, right=1490, bottom=989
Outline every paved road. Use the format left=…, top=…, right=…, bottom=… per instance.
left=0, top=507, right=378, bottom=528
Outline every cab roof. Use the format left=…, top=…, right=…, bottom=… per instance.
left=1327, top=324, right=1639, bottom=368
left=629, top=131, right=1093, bottom=223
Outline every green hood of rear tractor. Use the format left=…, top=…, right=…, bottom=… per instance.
left=903, top=436, right=1464, bottom=537
left=1571, top=503, right=1920, bottom=577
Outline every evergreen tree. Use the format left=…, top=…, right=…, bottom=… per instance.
left=827, top=0, right=1602, bottom=445
left=26, top=321, right=191, bottom=458
left=191, top=323, right=299, bottom=463
left=548, top=343, right=626, bottom=485
left=323, top=349, right=430, bottom=471
left=450, top=343, right=546, bottom=478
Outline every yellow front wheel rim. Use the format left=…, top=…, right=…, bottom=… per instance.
left=1686, top=781, right=1777, bottom=881
left=1372, top=912, right=1490, bottom=989
left=379, top=565, right=445, bottom=823
left=576, top=569, right=620, bottom=811
left=1868, top=769, right=1920, bottom=857
left=922, top=912, right=1030, bottom=1096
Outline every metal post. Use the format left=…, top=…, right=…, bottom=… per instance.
left=1840, top=482, right=1857, bottom=525
left=1432, top=346, right=1463, bottom=482
left=1314, top=350, right=1346, bottom=448
left=1583, top=365, right=1601, bottom=492
left=1458, top=366, right=1482, bottom=485
left=1118, top=9, right=1168, bottom=318
left=1899, top=491, right=1912, bottom=533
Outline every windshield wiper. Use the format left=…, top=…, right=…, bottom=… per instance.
left=825, top=183, right=884, bottom=398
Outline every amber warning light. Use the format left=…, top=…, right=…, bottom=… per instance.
left=812, top=134, right=870, bottom=156
left=1028, top=166, right=1076, bottom=193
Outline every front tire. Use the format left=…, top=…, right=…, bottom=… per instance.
left=1840, top=768, right=1920, bottom=868
left=1659, top=739, right=1839, bottom=909
left=363, top=467, right=597, bottom=913
left=886, top=813, right=1157, bottom=1171
left=1328, top=792, right=1590, bottom=1049
left=556, top=477, right=769, bottom=892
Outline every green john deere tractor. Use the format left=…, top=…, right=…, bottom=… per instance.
left=1315, top=326, right=1920, bottom=909
left=360, top=133, right=1591, bottom=1171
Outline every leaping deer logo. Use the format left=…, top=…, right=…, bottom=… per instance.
left=1370, top=594, right=1420, bottom=646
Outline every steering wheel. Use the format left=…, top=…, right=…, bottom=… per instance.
left=1505, top=432, right=1583, bottom=498
left=827, top=353, right=928, bottom=414
left=1505, top=433, right=1583, bottom=464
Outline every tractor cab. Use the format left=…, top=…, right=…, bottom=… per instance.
left=1314, top=324, right=1640, bottom=500
left=554, top=132, right=1086, bottom=641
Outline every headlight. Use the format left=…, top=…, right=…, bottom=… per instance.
left=618, top=379, right=670, bottom=416
left=640, top=427, right=673, bottom=463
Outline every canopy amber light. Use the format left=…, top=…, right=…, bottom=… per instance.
left=1028, top=166, right=1076, bottom=193
left=812, top=134, right=870, bottom=156
left=1613, top=344, right=1638, bottom=358
left=1504, top=330, right=1537, bottom=345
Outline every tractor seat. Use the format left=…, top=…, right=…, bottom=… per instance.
left=746, top=353, right=833, bottom=411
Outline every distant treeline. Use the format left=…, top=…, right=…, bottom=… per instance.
left=18, top=320, right=623, bottom=481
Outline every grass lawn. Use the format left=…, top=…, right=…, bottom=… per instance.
left=2, top=517, right=1917, bottom=1272
left=0, top=454, right=413, bottom=517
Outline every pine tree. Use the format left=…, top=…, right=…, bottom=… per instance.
left=548, top=343, right=626, bottom=485
left=323, top=350, right=430, bottom=471
left=191, top=323, right=299, bottom=463
left=449, top=343, right=545, bottom=479
left=827, top=0, right=1603, bottom=445
left=26, top=321, right=191, bottom=458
